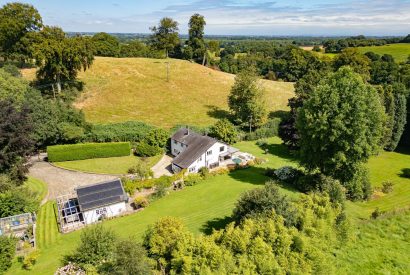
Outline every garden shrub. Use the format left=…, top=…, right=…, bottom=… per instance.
left=86, top=121, right=155, bottom=143
left=47, top=142, right=130, bottom=162
left=345, top=165, right=372, bottom=201
left=254, top=157, right=265, bottom=165
left=127, top=161, right=153, bottom=179
left=272, top=166, right=302, bottom=184
left=198, top=167, right=210, bottom=179
left=381, top=181, right=394, bottom=194
left=371, top=208, right=382, bottom=219
left=22, top=250, right=40, bottom=270
left=0, top=236, right=17, bottom=274
left=133, top=196, right=149, bottom=209
left=134, top=142, right=163, bottom=157
left=184, top=174, right=202, bottom=186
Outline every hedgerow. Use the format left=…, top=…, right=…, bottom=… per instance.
left=47, top=142, right=131, bottom=162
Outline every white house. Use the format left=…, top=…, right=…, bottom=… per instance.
left=171, top=128, right=239, bottom=174
left=76, top=179, right=128, bottom=225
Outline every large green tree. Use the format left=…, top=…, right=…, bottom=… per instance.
left=228, top=68, right=267, bottom=129
left=184, top=14, right=206, bottom=63
left=91, top=32, right=119, bottom=57
left=297, top=67, right=385, bottom=199
left=149, top=17, right=180, bottom=58
left=0, top=100, right=33, bottom=182
left=0, top=2, right=42, bottom=61
left=32, top=26, right=94, bottom=94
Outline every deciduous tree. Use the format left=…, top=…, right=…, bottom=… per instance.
left=32, top=26, right=94, bottom=95
left=185, top=14, right=206, bottom=63
left=297, top=67, right=385, bottom=199
left=149, top=18, right=180, bottom=58
left=228, top=68, right=267, bottom=128
left=0, top=2, right=42, bottom=61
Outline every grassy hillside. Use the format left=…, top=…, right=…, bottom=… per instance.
left=356, top=43, right=410, bottom=63
left=74, top=57, right=294, bottom=128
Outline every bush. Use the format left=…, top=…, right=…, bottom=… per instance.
left=0, top=236, right=17, bottom=273
left=86, top=121, right=155, bottom=143
left=232, top=181, right=298, bottom=227
left=128, top=161, right=153, bottom=179
left=345, top=165, right=372, bottom=201
left=22, top=250, right=40, bottom=270
left=254, top=157, right=265, bottom=165
left=184, top=174, right=202, bottom=186
left=198, top=167, right=210, bottom=179
left=381, top=181, right=394, bottom=194
left=272, top=166, right=302, bottom=184
left=47, top=142, right=130, bottom=162
left=371, top=208, right=382, bottom=219
left=133, top=196, right=149, bottom=209
left=134, top=142, right=163, bottom=157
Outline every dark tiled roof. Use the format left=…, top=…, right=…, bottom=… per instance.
left=76, top=179, right=127, bottom=212
left=172, top=128, right=217, bottom=169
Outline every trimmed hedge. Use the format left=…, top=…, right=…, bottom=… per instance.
left=47, top=142, right=131, bottom=162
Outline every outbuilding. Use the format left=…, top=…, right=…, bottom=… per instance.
left=76, top=179, right=128, bottom=224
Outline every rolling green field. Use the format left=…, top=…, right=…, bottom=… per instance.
left=74, top=57, right=295, bottom=128
left=53, top=154, right=162, bottom=175
left=8, top=138, right=410, bottom=274
left=356, top=43, right=410, bottom=63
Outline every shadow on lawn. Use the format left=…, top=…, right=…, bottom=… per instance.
left=205, top=105, right=231, bottom=120
left=201, top=216, right=234, bottom=235
left=258, top=142, right=298, bottom=162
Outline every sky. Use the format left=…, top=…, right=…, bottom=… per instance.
left=1, top=0, right=410, bottom=36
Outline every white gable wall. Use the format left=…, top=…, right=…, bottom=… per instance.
left=83, top=201, right=126, bottom=225
left=187, top=142, right=227, bottom=173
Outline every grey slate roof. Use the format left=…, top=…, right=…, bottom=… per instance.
left=76, top=179, right=127, bottom=212
left=172, top=128, right=217, bottom=169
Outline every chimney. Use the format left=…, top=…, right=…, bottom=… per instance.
left=185, top=126, right=189, bottom=135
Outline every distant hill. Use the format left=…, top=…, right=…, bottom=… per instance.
left=71, top=57, right=294, bottom=128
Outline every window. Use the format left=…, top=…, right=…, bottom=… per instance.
left=173, top=140, right=178, bottom=145
left=189, top=167, right=195, bottom=172
left=198, top=156, right=202, bottom=162
left=220, top=146, right=225, bottom=152
left=207, top=150, right=212, bottom=155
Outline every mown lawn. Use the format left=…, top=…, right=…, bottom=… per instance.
left=25, top=177, right=48, bottom=202
left=356, top=43, right=410, bottom=63
left=53, top=154, right=162, bottom=175
left=74, top=57, right=294, bottom=128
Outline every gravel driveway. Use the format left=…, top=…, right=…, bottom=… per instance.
left=151, top=154, right=173, bottom=178
left=28, top=154, right=118, bottom=200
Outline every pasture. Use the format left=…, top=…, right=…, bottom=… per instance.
left=356, top=43, right=410, bottom=63
left=74, top=57, right=294, bottom=128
